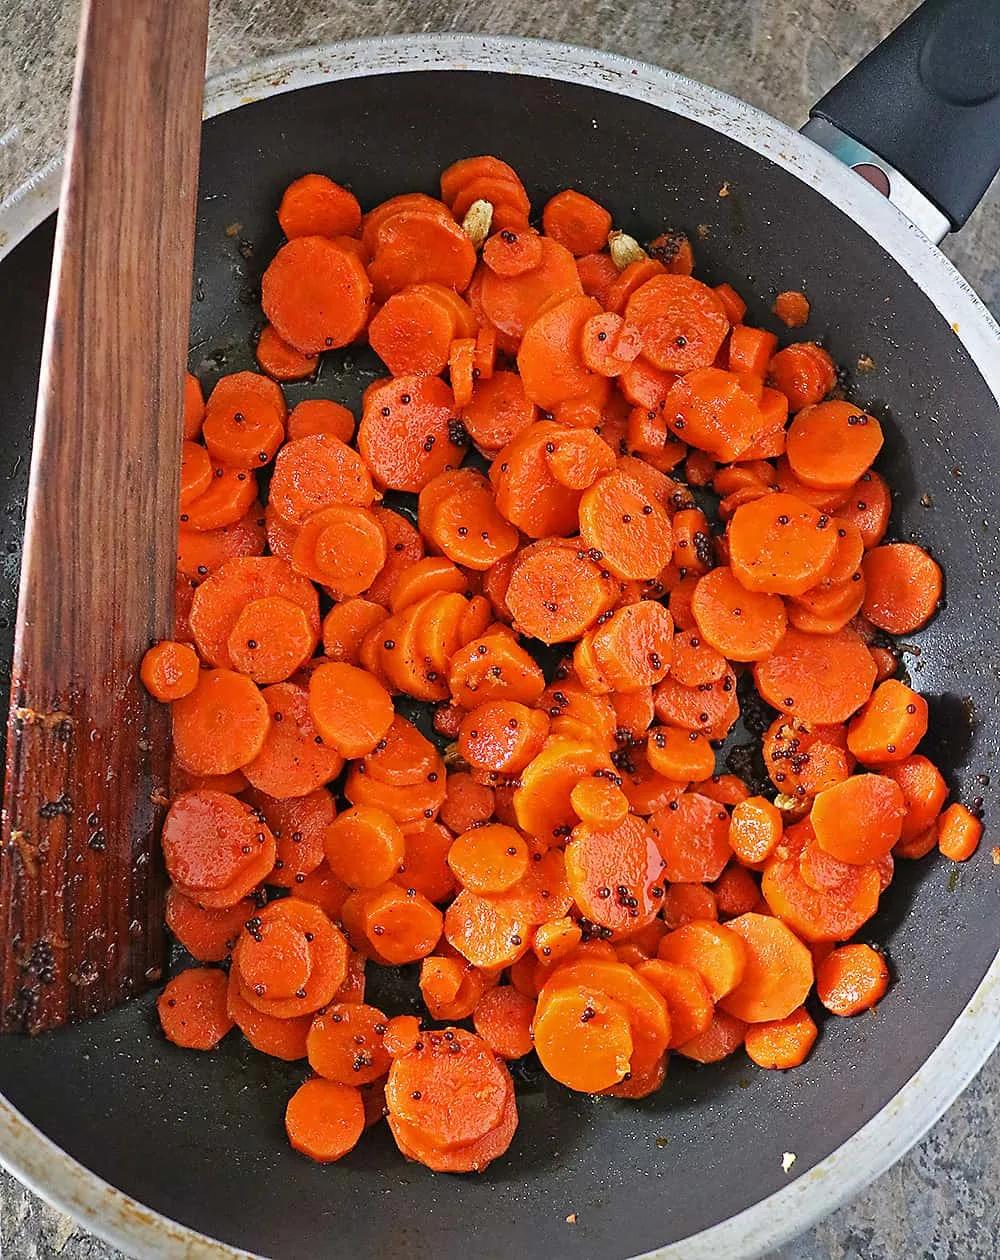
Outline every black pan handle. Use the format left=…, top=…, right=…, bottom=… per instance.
left=803, top=0, right=1000, bottom=239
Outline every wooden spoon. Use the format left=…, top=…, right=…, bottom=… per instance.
left=0, top=0, right=210, bottom=1031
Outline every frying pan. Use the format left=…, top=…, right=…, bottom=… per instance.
left=2, top=6, right=1000, bottom=1258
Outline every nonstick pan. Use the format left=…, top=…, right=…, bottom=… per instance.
left=1, top=12, right=1000, bottom=1260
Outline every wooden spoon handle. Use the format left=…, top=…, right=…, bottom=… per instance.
left=0, top=0, right=209, bottom=1032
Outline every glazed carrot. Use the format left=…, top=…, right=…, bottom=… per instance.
left=307, top=1003, right=392, bottom=1085
left=459, top=701, right=550, bottom=775
left=362, top=713, right=440, bottom=786
left=755, top=626, right=876, bottom=725
left=354, top=883, right=444, bottom=964
left=418, top=469, right=519, bottom=571
left=389, top=1084, right=518, bottom=1174
left=482, top=226, right=545, bottom=277
left=227, top=597, right=318, bottom=685
left=774, top=290, right=810, bottom=327
left=882, top=755, right=948, bottom=843
left=576, top=251, right=620, bottom=305
left=358, top=374, right=463, bottom=493
left=184, top=372, right=205, bottom=439
left=177, top=508, right=268, bottom=583
left=663, top=367, right=763, bottom=461
left=419, top=953, right=492, bottom=1020
left=651, top=792, right=733, bottom=883
left=172, top=670, right=271, bottom=778
left=480, top=237, right=581, bottom=347
left=517, top=293, right=608, bottom=412
left=675, top=1008, right=747, bottom=1063
left=646, top=726, right=715, bottom=782
left=533, top=984, right=634, bottom=1091
left=699, top=774, right=750, bottom=808
left=398, top=823, right=456, bottom=904
left=811, top=774, right=906, bottom=863
left=744, top=1006, right=817, bottom=1068
left=713, top=864, right=761, bottom=918
left=668, top=629, right=727, bottom=687
left=447, top=823, right=529, bottom=895
left=861, top=543, right=942, bottom=633
left=255, top=324, right=318, bottom=382
left=292, top=503, right=387, bottom=597
left=566, top=814, right=664, bottom=933
left=368, top=208, right=477, bottom=303
left=716, top=912, right=813, bottom=1022
left=269, top=432, right=376, bottom=526
left=658, top=920, right=746, bottom=1001
left=165, top=888, right=254, bottom=963
left=545, top=427, right=618, bottom=491
left=180, top=441, right=213, bottom=506
left=690, top=566, right=787, bottom=661
left=570, top=776, right=630, bottom=828
left=383, top=1014, right=422, bottom=1058
left=625, top=275, right=729, bottom=372
left=728, top=492, right=837, bottom=596
left=447, top=337, right=476, bottom=407
left=768, top=341, right=836, bottom=411
left=245, top=786, right=336, bottom=888
left=182, top=465, right=259, bottom=532
left=653, top=665, right=740, bottom=741
left=578, top=469, right=674, bottom=581
left=226, top=969, right=311, bottom=1061
left=189, top=557, right=320, bottom=668
left=278, top=173, right=362, bottom=240
left=472, top=985, right=536, bottom=1060
left=532, top=917, right=583, bottom=965
left=661, top=882, right=719, bottom=930
left=505, top=540, right=615, bottom=643
left=323, top=805, right=405, bottom=888
left=762, top=838, right=882, bottom=943
left=635, top=959, right=714, bottom=1048
left=285, top=1078, right=365, bottom=1163
left=444, top=888, right=530, bottom=969
left=816, top=944, right=890, bottom=1015
left=542, top=189, right=613, bottom=255
left=729, top=796, right=782, bottom=864
left=308, top=661, right=394, bottom=758
left=287, top=399, right=356, bottom=443
left=786, top=400, right=883, bottom=491
left=158, top=967, right=233, bottom=1051
left=647, top=229, right=695, bottom=275
left=847, top=679, right=928, bottom=765
left=611, top=687, right=655, bottom=740
left=937, top=803, right=983, bottom=861
left=368, top=284, right=463, bottom=376
left=321, top=599, right=387, bottom=665
left=242, top=683, right=343, bottom=798
left=262, top=235, right=371, bottom=354
left=141, top=640, right=200, bottom=702
left=169, top=762, right=249, bottom=797
left=460, top=371, right=537, bottom=455
left=835, top=470, right=892, bottom=549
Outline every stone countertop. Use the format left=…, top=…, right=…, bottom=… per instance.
left=0, top=1, right=997, bottom=1258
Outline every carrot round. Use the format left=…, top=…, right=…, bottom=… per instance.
left=182, top=465, right=258, bottom=532
left=448, top=824, right=529, bottom=894
left=323, top=805, right=405, bottom=889
left=675, top=1008, right=747, bottom=1063
left=460, top=371, right=537, bottom=454
left=811, top=773, right=906, bottom=863
left=369, top=283, right=465, bottom=376
left=651, top=792, right=733, bottom=883
left=226, top=969, right=311, bottom=1061
left=262, top=235, right=372, bottom=354
left=458, top=701, right=549, bottom=775
left=662, top=882, right=719, bottom=930
left=570, top=776, right=630, bottom=828
left=729, top=796, right=783, bottom=864
left=728, top=492, right=837, bottom=596
left=658, top=919, right=747, bottom=1001
left=480, top=236, right=581, bottom=347
left=242, top=683, right=343, bottom=799
left=291, top=503, right=387, bottom=597
left=141, top=639, right=200, bottom=702
left=440, top=772, right=495, bottom=834
left=398, top=823, right=456, bottom=904
left=838, top=471, right=892, bottom=548
left=278, top=173, right=362, bottom=240
left=533, top=984, right=634, bottom=1092
left=172, top=669, right=270, bottom=777
left=786, top=401, right=883, bottom=490
left=744, top=1006, right=818, bottom=1069
left=255, top=324, right=318, bottom=382
left=368, top=207, right=476, bottom=303
left=578, top=469, right=674, bottom=581
left=165, top=888, right=254, bottom=963
left=157, top=967, right=233, bottom=1051
left=357, top=883, right=443, bottom=964
left=505, top=541, right=614, bottom=643
left=180, top=441, right=213, bottom=506
left=847, top=679, right=928, bottom=765
left=358, top=374, right=461, bottom=492
left=861, top=543, right=942, bottom=633
left=308, top=661, right=394, bottom=758
left=634, top=958, right=714, bottom=1048
left=815, top=943, right=889, bottom=1016
left=762, top=842, right=883, bottom=943
left=625, top=275, right=729, bottom=372
left=663, top=367, right=763, bottom=461
left=473, top=985, right=536, bottom=1060
left=755, top=627, right=876, bottom=725
left=517, top=293, right=608, bottom=412
left=269, top=432, right=375, bottom=526
left=227, top=596, right=318, bottom=684
left=322, top=599, right=388, bottom=665
left=937, top=803, right=983, bottom=861
left=234, top=898, right=349, bottom=1017
left=287, top=398, right=356, bottom=444
left=566, top=814, right=665, bottom=933
left=691, top=566, right=787, bottom=661
left=542, top=189, right=612, bottom=255
left=444, top=888, right=530, bottom=969
left=418, top=469, right=519, bottom=571
left=285, top=1078, right=365, bottom=1163
left=768, top=341, right=837, bottom=412
left=307, top=1002, right=392, bottom=1085
left=716, top=912, right=813, bottom=1022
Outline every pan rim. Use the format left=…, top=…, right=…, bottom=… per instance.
left=0, top=32, right=997, bottom=1260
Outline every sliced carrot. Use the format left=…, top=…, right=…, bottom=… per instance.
left=532, top=917, right=584, bottom=965
left=358, top=374, right=462, bottom=493
left=653, top=666, right=740, bottom=741
left=448, top=823, right=529, bottom=895
left=761, top=841, right=882, bottom=942
left=480, top=237, right=581, bottom=347
left=158, top=967, right=233, bottom=1051
left=458, top=701, right=549, bottom=776
left=811, top=774, right=905, bottom=863
left=565, top=814, right=664, bottom=933
left=650, top=792, right=733, bottom=883
left=786, top=400, right=883, bottom=491
left=419, top=953, right=493, bottom=1021
left=321, top=599, right=387, bottom=666
left=418, top=468, right=519, bottom=571
left=308, top=661, right=394, bottom=758
left=141, top=640, right=200, bottom=702
left=269, top=432, right=375, bottom=526
left=245, top=786, right=336, bottom=889
left=357, top=882, right=443, bottom=963
left=398, top=822, right=457, bottom=904
left=713, top=864, right=762, bottom=917
left=482, top=226, right=544, bottom=277
left=663, top=367, right=763, bottom=461
left=625, top=275, right=729, bottom=372
left=368, top=207, right=476, bottom=303
left=937, top=803, right=983, bottom=861
left=291, top=503, right=387, bottom=598
left=445, top=888, right=530, bottom=969
left=646, top=726, right=715, bottom=782
left=635, top=958, right=714, bottom=1047
left=504, top=540, right=615, bottom=643
left=728, top=492, right=837, bottom=596
left=570, top=776, right=630, bottom=828
left=177, top=507, right=268, bottom=583
left=226, top=968, right=311, bottom=1061
left=367, top=283, right=462, bottom=376
left=675, top=1008, right=747, bottom=1063
left=699, top=774, right=750, bottom=807
left=255, top=324, right=318, bottom=382
left=448, top=337, right=476, bottom=407
left=774, top=290, right=810, bottom=327
left=847, top=679, right=928, bottom=765
left=459, top=370, right=536, bottom=455
left=323, top=805, right=405, bottom=888
left=668, top=628, right=727, bottom=687
left=285, top=1078, right=365, bottom=1163
left=578, top=469, right=674, bottom=581
left=307, top=1002, right=392, bottom=1085
left=744, top=1006, right=817, bottom=1068
left=287, top=398, right=356, bottom=443
left=542, top=189, right=612, bottom=255
left=473, top=985, right=536, bottom=1060
left=861, top=543, right=942, bottom=633
left=517, top=293, right=608, bottom=412
left=262, top=235, right=371, bottom=354
left=647, top=230, right=695, bottom=275
left=184, top=372, right=205, bottom=439
left=611, top=687, right=655, bottom=740
left=716, top=912, right=813, bottom=1022
left=658, top=919, right=746, bottom=1000
left=513, top=737, right=613, bottom=842
left=172, top=670, right=270, bottom=778
left=242, top=683, right=342, bottom=799
left=576, top=251, right=620, bottom=305
left=165, top=888, right=254, bottom=964
left=227, top=596, right=318, bottom=684
left=661, top=882, right=719, bottom=930
left=882, top=755, right=948, bottom=843
left=768, top=341, right=836, bottom=412
left=837, top=470, right=892, bottom=549
left=533, top=984, right=634, bottom=1092
left=755, top=626, right=876, bottom=725
left=180, top=441, right=213, bottom=507
left=182, top=466, right=258, bottom=532
left=691, top=565, right=787, bottom=661
left=817, top=943, right=890, bottom=1015
left=383, top=1014, right=422, bottom=1058
left=278, top=173, right=362, bottom=240
left=729, top=796, right=782, bottom=864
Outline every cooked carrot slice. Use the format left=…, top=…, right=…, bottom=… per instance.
left=729, top=796, right=783, bottom=864
left=691, top=565, right=787, bottom=661
left=668, top=629, right=727, bottom=688
left=446, top=823, right=528, bottom=895
left=322, top=599, right=387, bottom=665
left=383, top=1013, right=422, bottom=1058
left=172, top=670, right=271, bottom=778
left=542, top=189, right=612, bottom=255
left=480, top=237, right=581, bottom=346
left=269, top=433, right=376, bottom=526
left=439, top=772, right=494, bottom=834
left=811, top=773, right=906, bottom=863
left=635, top=958, right=714, bottom=1048
left=357, top=882, right=443, bottom=963
left=418, top=469, right=519, bottom=571
left=578, top=469, right=674, bottom=581
left=715, top=912, right=813, bottom=1022
left=650, top=792, right=733, bottom=882
left=141, top=639, right=200, bottom=702
left=861, top=543, right=942, bottom=633
left=368, top=283, right=465, bottom=376
left=761, top=842, right=883, bottom=942
left=287, top=398, right=356, bottom=443
left=492, top=420, right=585, bottom=538
left=177, top=505, right=267, bottom=581
left=459, top=371, right=537, bottom=454
left=444, top=888, right=530, bottom=969
left=291, top=503, right=387, bottom=597
left=658, top=919, right=746, bottom=1001
left=785, top=400, right=883, bottom=491
left=285, top=1078, right=365, bottom=1163
left=419, top=953, right=493, bottom=1020
left=646, top=726, right=715, bottom=782
left=611, top=686, right=655, bottom=741
left=358, top=374, right=463, bottom=492
left=163, top=791, right=275, bottom=911
left=368, top=208, right=476, bottom=303
left=937, top=803, right=983, bottom=861
left=816, top=943, right=889, bottom=1015
left=227, top=596, right=317, bottom=684
left=323, top=805, right=405, bottom=889
left=768, top=341, right=836, bottom=412
left=262, top=235, right=372, bottom=354
left=235, top=898, right=349, bottom=1018
left=625, top=275, right=729, bottom=371
left=180, top=441, right=213, bottom=507
left=244, top=785, right=335, bottom=888
left=773, top=290, right=810, bottom=327
left=458, top=701, right=549, bottom=775
left=307, top=1002, right=392, bottom=1085
left=882, top=754, right=948, bottom=844
left=744, top=1005, right=818, bottom=1068
left=661, top=881, right=718, bottom=929
left=189, top=556, right=320, bottom=668
left=472, top=985, right=535, bottom=1060
left=225, top=968, right=311, bottom=1060
left=165, top=888, right=254, bottom=963
left=762, top=715, right=853, bottom=797
left=837, top=470, right=892, bottom=549
left=395, top=823, right=455, bottom=903
left=513, top=737, right=613, bottom=843
left=158, top=967, right=233, bottom=1051
left=255, top=324, right=318, bottom=382
left=517, top=293, right=608, bottom=412
left=184, top=372, right=205, bottom=439
left=242, top=683, right=343, bottom=799
left=569, top=776, right=630, bottom=828
left=505, top=540, right=615, bottom=643
left=846, top=679, right=928, bottom=765
left=755, top=626, right=876, bottom=725
left=675, top=1008, right=747, bottom=1063
left=278, top=173, right=362, bottom=240
left=533, top=984, right=634, bottom=1092
left=728, top=492, right=838, bottom=596
left=389, top=1082, right=518, bottom=1174
left=182, top=465, right=258, bottom=532
left=663, top=367, right=763, bottom=461
left=307, top=661, right=394, bottom=758
left=482, top=226, right=544, bottom=277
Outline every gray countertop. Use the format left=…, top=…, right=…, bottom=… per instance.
left=0, top=1, right=997, bottom=1257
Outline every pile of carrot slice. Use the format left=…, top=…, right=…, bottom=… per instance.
left=149, top=155, right=982, bottom=1174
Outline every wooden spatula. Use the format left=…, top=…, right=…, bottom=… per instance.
left=0, top=0, right=210, bottom=1032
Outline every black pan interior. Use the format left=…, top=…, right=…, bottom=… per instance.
left=1, top=69, right=999, bottom=1260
